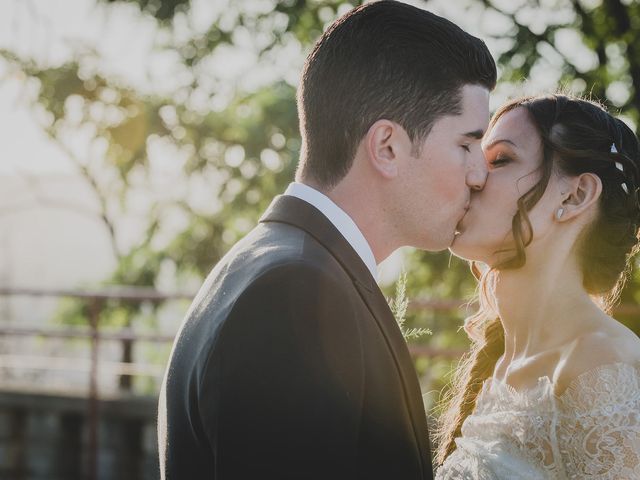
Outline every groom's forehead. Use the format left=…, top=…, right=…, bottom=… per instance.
left=431, top=88, right=490, bottom=136
left=454, top=116, right=489, bottom=140
left=430, top=114, right=487, bottom=140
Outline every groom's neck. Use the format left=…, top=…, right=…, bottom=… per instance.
left=325, top=178, right=397, bottom=265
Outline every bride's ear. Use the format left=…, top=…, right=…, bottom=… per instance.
left=365, top=119, right=402, bottom=179
left=556, top=173, right=602, bottom=222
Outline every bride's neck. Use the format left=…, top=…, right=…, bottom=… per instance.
left=493, top=255, right=599, bottom=358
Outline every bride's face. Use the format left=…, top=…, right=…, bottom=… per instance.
left=450, top=107, right=556, bottom=265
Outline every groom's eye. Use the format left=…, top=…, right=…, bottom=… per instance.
left=461, top=144, right=471, bottom=153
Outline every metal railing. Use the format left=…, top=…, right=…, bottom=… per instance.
left=0, top=287, right=191, bottom=480
left=0, top=286, right=638, bottom=479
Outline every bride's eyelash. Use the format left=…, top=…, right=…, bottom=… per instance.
left=490, top=154, right=511, bottom=167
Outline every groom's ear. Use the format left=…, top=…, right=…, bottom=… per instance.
left=557, top=172, right=602, bottom=222
left=365, top=119, right=403, bottom=179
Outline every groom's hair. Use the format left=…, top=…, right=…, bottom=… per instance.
left=295, top=0, right=497, bottom=189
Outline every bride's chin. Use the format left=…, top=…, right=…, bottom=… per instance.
left=449, top=232, right=475, bottom=260
left=449, top=236, right=489, bottom=263
left=448, top=244, right=478, bottom=262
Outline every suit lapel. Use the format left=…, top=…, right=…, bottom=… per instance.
left=351, top=278, right=432, bottom=470
left=260, top=195, right=432, bottom=471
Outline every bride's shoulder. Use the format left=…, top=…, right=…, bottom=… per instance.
left=555, top=323, right=640, bottom=398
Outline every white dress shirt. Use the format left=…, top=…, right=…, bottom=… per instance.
left=284, top=182, right=378, bottom=280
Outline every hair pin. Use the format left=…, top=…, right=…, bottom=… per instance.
left=613, top=153, right=629, bottom=194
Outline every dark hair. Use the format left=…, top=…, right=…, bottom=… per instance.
left=296, top=0, right=497, bottom=189
left=435, top=94, right=640, bottom=465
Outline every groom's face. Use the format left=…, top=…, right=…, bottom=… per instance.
left=396, top=84, right=490, bottom=251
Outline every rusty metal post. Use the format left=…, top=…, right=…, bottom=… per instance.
left=87, top=298, right=102, bottom=480
left=119, top=325, right=133, bottom=392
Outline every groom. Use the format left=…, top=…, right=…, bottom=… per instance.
left=158, top=1, right=496, bottom=478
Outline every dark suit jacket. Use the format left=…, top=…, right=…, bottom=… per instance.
left=158, top=195, right=434, bottom=479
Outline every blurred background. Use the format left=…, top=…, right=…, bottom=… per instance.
left=0, top=0, right=638, bottom=478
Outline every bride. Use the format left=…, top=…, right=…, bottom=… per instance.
left=434, top=94, right=640, bottom=479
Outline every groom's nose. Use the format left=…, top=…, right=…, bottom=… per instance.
left=466, top=152, right=488, bottom=191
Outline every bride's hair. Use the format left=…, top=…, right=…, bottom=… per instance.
left=434, top=94, right=640, bottom=465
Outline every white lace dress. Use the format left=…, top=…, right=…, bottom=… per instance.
left=436, top=362, right=640, bottom=479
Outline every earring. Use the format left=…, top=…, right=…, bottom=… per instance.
left=556, top=207, right=564, bottom=220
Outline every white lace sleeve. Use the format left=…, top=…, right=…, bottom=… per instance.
left=558, top=363, right=640, bottom=479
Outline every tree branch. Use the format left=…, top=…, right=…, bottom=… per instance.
left=42, top=129, right=123, bottom=261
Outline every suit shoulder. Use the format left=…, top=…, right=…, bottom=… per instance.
left=227, top=222, right=347, bottom=274
left=213, top=258, right=364, bottom=373
left=235, top=259, right=354, bottom=308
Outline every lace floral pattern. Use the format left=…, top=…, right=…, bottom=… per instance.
left=436, top=362, right=640, bottom=479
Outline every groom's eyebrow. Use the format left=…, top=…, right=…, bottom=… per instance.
left=462, top=129, right=484, bottom=140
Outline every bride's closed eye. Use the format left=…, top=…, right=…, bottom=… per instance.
left=489, top=154, right=512, bottom=168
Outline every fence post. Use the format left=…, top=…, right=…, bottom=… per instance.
left=87, top=298, right=102, bottom=480
left=119, top=325, right=133, bottom=392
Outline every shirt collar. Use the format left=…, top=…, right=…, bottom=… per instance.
left=284, top=182, right=378, bottom=280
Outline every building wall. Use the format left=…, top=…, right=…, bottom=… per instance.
left=0, top=390, right=158, bottom=480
